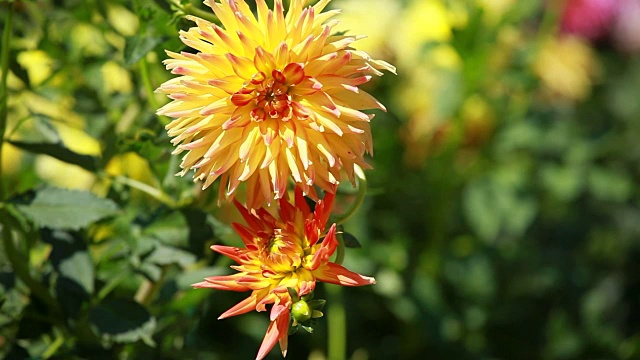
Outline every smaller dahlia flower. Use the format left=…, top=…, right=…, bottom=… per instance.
left=193, top=187, right=375, bottom=359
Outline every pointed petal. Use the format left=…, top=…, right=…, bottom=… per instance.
left=211, top=244, right=246, bottom=263
left=219, top=295, right=258, bottom=319
left=193, top=273, right=252, bottom=292
left=306, top=224, right=337, bottom=270
left=314, top=262, right=376, bottom=287
left=256, top=311, right=290, bottom=360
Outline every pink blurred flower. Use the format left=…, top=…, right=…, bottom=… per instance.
left=561, top=0, right=620, bottom=40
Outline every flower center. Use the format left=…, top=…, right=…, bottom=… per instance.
left=267, top=231, right=286, bottom=254
left=230, top=62, right=310, bottom=123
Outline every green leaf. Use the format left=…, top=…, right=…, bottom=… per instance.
left=42, top=229, right=95, bottom=295
left=8, top=140, right=99, bottom=172
left=144, top=244, right=196, bottom=268
left=89, top=299, right=156, bottom=345
left=16, top=188, right=118, bottom=230
left=124, top=32, right=167, bottom=66
left=207, top=214, right=240, bottom=245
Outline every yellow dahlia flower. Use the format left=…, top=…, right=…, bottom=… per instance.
left=157, top=0, right=395, bottom=208
left=193, top=187, right=376, bottom=359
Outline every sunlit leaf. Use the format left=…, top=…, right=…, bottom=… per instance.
left=16, top=188, right=118, bottom=230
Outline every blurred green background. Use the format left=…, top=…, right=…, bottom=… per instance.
left=1, top=0, right=640, bottom=359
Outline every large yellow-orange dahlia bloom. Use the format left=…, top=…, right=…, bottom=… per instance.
left=193, top=187, right=375, bottom=359
left=157, top=0, right=395, bottom=208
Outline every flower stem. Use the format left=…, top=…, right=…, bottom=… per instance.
left=183, top=3, right=220, bottom=24
left=333, top=165, right=367, bottom=225
left=114, top=175, right=178, bottom=208
left=135, top=266, right=168, bottom=306
left=326, top=284, right=346, bottom=360
left=0, top=1, right=15, bottom=201
left=139, top=56, right=170, bottom=126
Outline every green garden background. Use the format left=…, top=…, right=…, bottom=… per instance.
left=1, top=0, right=640, bottom=359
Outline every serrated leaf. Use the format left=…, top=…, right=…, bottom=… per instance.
left=8, top=140, right=99, bottom=172
left=89, top=299, right=156, bottom=345
left=16, top=188, right=118, bottom=230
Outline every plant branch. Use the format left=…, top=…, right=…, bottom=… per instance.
left=135, top=266, right=169, bottom=306
left=326, top=284, right=346, bottom=360
left=333, top=165, right=367, bottom=225
left=114, top=175, right=178, bottom=208
left=0, top=1, right=15, bottom=201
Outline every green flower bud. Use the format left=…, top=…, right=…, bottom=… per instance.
left=292, top=300, right=312, bottom=322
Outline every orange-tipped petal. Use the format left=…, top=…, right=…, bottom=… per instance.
left=193, top=273, right=252, bottom=292
left=306, top=223, right=337, bottom=270
left=256, top=311, right=290, bottom=360
left=211, top=244, right=246, bottom=263
left=314, top=262, right=376, bottom=287
left=219, top=295, right=258, bottom=319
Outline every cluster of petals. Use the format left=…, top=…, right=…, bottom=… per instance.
left=192, top=187, right=376, bottom=359
left=157, top=0, right=395, bottom=208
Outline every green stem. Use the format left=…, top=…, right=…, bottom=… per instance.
left=326, top=284, right=346, bottom=360
left=139, top=57, right=159, bottom=110
left=327, top=230, right=347, bottom=360
left=139, top=56, right=171, bottom=126
left=183, top=3, right=220, bottom=24
left=334, top=233, right=345, bottom=265
left=134, top=266, right=168, bottom=306
left=0, top=1, right=15, bottom=201
left=114, top=175, right=178, bottom=208
left=333, top=165, right=367, bottom=225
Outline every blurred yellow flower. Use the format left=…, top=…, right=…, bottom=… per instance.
left=105, top=152, right=157, bottom=185
left=107, top=4, right=139, bottom=37
left=101, top=61, right=133, bottom=94
left=71, top=23, right=109, bottom=57
left=157, top=0, right=394, bottom=209
left=392, top=1, right=452, bottom=67
left=533, top=35, right=599, bottom=101
left=332, top=0, right=401, bottom=56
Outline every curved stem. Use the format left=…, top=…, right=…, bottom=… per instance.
left=182, top=3, right=220, bottom=24
left=334, top=233, right=345, bottom=265
left=333, top=165, right=367, bottom=225
left=0, top=1, right=15, bottom=201
left=114, top=175, right=178, bottom=208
